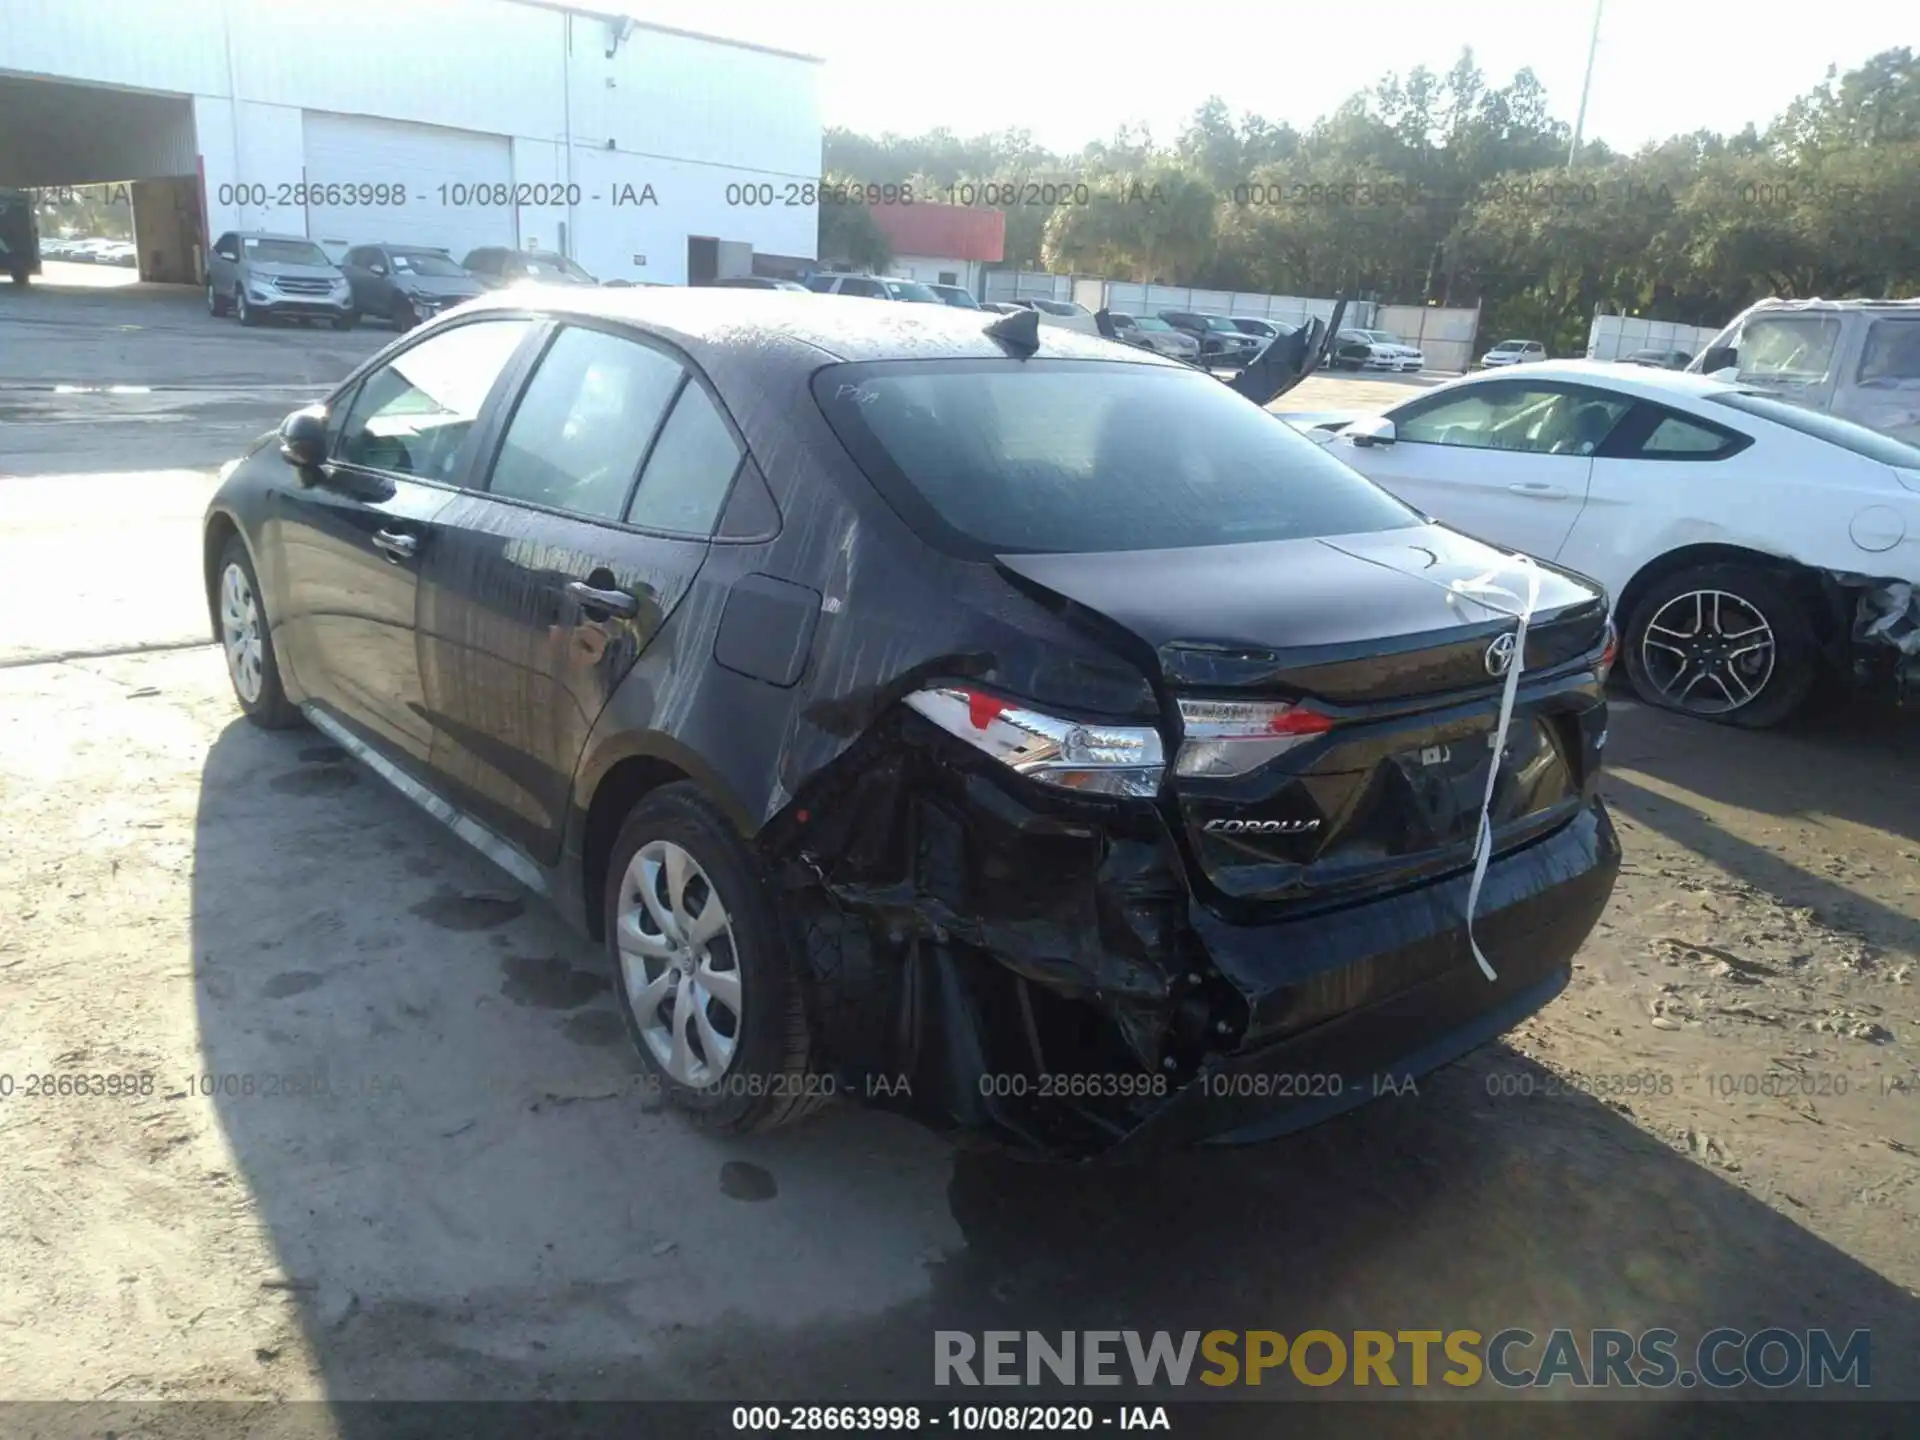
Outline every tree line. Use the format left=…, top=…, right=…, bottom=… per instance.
left=820, top=47, right=1920, bottom=352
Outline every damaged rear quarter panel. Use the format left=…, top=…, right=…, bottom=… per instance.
left=561, top=330, right=1195, bottom=1146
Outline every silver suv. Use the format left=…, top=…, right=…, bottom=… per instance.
left=207, top=231, right=355, bottom=329
left=803, top=273, right=945, bottom=303
left=1691, top=298, right=1920, bottom=446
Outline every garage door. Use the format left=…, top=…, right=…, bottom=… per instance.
left=301, top=111, right=515, bottom=260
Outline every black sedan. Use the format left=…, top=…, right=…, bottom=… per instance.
left=201, top=291, right=1619, bottom=1158
left=339, top=243, right=487, bottom=329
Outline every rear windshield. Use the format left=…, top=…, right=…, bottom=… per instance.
left=813, top=359, right=1420, bottom=557
left=1710, top=391, right=1920, bottom=467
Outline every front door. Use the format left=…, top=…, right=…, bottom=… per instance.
left=273, top=315, right=537, bottom=766
left=417, top=321, right=748, bottom=863
left=1340, top=379, right=1630, bottom=561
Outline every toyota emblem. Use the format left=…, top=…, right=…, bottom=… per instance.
left=1485, top=631, right=1518, bottom=677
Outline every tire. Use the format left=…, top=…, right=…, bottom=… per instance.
left=604, top=783, right=827, bottom=1134
left=10, top=266, right=31, bottom=287
left=215, top=535, right=302, bottom=729
left=1622, top=562, right=1819, bottom=728
left=237, top=291, right=261, bottom=327
left=207, top=281, right=229, bottom=317
left=332, top=311, right=357, bottom=331
left=389, top=297, right=415, bottom=331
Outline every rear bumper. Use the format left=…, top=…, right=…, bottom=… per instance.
left=1106, top=798, right=1619, bottom=1156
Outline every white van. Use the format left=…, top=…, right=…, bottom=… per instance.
left=1689, top=298, right=1920, bottom=446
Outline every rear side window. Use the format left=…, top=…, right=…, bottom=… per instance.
left=625, top=381, right=743, bottom=534
left=813, top=359, right=1418, bottom=557
left=1640, top=415, right=1740, bottom=456
left=1857, top=319, right=1920, bottom=384
left=487, top=326, right=685, bottom=520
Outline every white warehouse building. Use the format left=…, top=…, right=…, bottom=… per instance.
left=0, top=0, right=822, bottom=286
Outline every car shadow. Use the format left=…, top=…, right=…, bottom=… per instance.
left=190, top=719, right=1920, bottom=1433
left=1602, top=697, right=1920, bottom=956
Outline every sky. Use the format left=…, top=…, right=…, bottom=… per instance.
left=622, top=0, right=1913, bottom=154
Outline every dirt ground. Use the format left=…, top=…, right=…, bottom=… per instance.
left=1, top=285, right=1917, bottom=1430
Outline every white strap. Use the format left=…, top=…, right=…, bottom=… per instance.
left=1446, top=555, right=1542, bottom=981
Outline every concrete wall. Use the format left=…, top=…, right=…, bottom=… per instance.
left=2, top=0, right=822, bottom=283
left=1586, top=314, right=1721, bottom=362
left=1376, top=303, right=1482, bottom=373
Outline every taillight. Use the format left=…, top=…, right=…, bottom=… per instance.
left=903, top=687, right=1166, bottom=798
left=1174, top=698, right=1334, bottom=778
left=1597, top=621, right=1619, bottom=683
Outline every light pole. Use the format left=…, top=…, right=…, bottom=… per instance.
left=1567, top=0, right=1605, bottom=169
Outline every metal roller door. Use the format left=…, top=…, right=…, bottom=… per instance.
left=301, top=111, right=515, bottom=259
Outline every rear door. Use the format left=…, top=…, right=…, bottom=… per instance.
left=273, top=315, right=538, bottom=767
left=416, top=320, right=748, bottom=862
left=1337, top=379, right=1630, bottom=560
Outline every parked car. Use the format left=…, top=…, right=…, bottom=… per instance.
left=980, top=301, right=1024, bottom=315
left=926, top=283, right=982, bottom=310
left=1479, top=339, right=1547, bottom=368
left=63, top=237, right=119, bottom=264
left=206, top=232, right=355, bottom=329
left=1227, top=316, right=1295, bottom=345
left=1159, top=311, right=1261, bottom=368
left=1107, top=312, right=1201, bottom=359
left=1689, top=298, right=1920, bottom=448
left=804, top=273, right=945, bottom=303
left=0, top=188, right=41, bottom=285
left=201, top=288, right=1617, bottom=1158
left=709, top=276, right=811, bottom=292
left=340, top=244, right=486, bottom=329
left=463, top=246, right=599, bottom=288
left=1329, top=328, right=1425, bottom=374
left=1304, top=360, right=1920, bottom=725
left=100, top=240, right=139, bottom=268
left=999, top=297, right=1102, bottom=336
left=1621, top=349, right=1693, bottom=370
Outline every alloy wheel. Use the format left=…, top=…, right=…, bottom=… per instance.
left=1637, top=588, right=1776, bottom=716
left=219, top=562, right=265, bottom=704
left=615, top=839, right=742, bottom=1087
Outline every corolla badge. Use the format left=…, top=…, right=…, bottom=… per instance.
left=1204, top=818, right=1322, bottom=834
left=1485, top=631, right=1518, bottom=677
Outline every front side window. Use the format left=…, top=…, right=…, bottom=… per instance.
left=335, top=318, right=534, bottom=479
left=813, top=359, right=1418, bottom=557
left=625, top=381, right=743, bottom=534
left=1734, top=316, right=1843, bottom=387
left=1396, top=384, right=1630, bottom=455
left=487, top=326, right=686, bottom=520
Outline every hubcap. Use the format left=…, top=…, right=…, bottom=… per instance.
left=219, top=562, right=265, bottom=703
left=1639, top=589, right=1776, bottom=715
left=615, top=839, right=742, bottom=1088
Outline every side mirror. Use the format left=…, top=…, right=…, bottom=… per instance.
left=1699, top=344, right=1737, bottom=374
left=216, top=249, right=237, bottom=262
left=369, top=262, right=387, bottom=276
left=1347, top=416, right=1397, bottom=449
left=278, top=405, right=330, bottom=469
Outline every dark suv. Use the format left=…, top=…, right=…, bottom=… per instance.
left=340, top=243, right=486, bottom=329
left=1159, top=310, right=1262, bottom=368
left=202, top=290, right=1618, bottom=1158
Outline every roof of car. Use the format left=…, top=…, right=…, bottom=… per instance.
left=454, top=285, right=1180, bottom=368
left=1450, top=358, right=1743, bottom=399
left=236, top=231, right=319, bottom=242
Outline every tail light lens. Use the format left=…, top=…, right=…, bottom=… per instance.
left=1597, top=621, right=1619, bottom=684
left=904, top=687, right=1166, bottom=798
left=1174, top=698, right=1335, bottom=778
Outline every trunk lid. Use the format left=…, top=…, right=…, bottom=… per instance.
left=998, top=524, right=1608, bottom=910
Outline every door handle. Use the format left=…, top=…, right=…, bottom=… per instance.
left=566, top=580, right=639, bottom=619
left=371, top=528, right=418, bottom=561
left=1507, top=483, right=1570, bottom=499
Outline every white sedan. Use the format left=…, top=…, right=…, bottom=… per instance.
left=1304, top=360, right=1920, bottom=726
